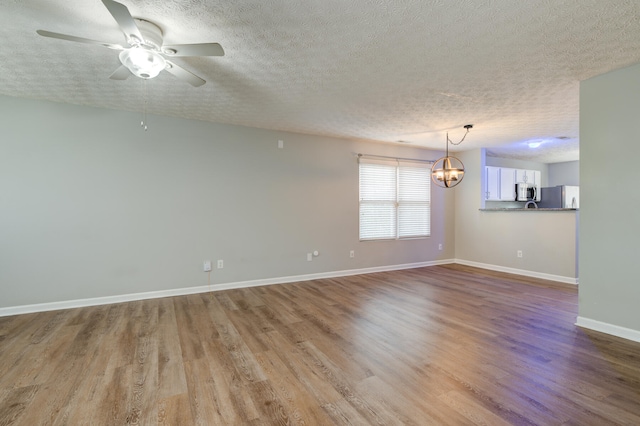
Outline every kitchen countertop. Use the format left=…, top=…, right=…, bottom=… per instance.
left=480, top=208, right=578, bottom=211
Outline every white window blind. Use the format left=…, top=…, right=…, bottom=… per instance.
left=359, top=158, right=431, bottom=240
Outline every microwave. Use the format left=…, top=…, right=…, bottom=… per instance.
left=516, top=182, right=538, bottom=201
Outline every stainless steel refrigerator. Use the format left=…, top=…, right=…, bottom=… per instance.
left=537, top=185, right=579, bottom=209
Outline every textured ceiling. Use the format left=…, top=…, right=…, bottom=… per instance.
left=2, top=0, right=640, bottom=163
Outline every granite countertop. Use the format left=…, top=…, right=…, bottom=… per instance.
left=480, top=208, right=578, bottom=211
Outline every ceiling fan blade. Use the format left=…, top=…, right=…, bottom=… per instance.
left=101, top=0, right=144, bottom=43
left=162, top=43, right=224, bottom=57
left=165, top=61, right=206, bottom=87
left=109, top=65, right=131, bottom=80
left=36, top=30, right=122, bottom=50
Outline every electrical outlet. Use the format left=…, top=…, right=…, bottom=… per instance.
left=278, top=140, right=284, bottom=149
left=517, top=250, right=523, bottom=258
left=217, top=260, right=224, bottom=269
left=307, top=253, right=312, bottom=261
left=349, top=250, right=355, bottom=258
left=438, top=244, right=443, bottom=251
left=203, top=261, right=212, bottom=272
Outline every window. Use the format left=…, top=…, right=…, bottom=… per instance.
left=359, top=158, right=431, bottom=240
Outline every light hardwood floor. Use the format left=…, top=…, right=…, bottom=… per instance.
left=1, top=264, right=640, bottom=425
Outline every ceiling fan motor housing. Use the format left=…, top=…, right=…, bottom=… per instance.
left=117, top=19, right=167, bottom=79
left=131, top=19, right=163, bottom=50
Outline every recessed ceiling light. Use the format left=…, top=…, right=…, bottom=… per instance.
left=528, top=142, right=542, bottom=148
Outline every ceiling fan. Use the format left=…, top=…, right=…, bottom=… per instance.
left=37, top=0, right=224, bottom=87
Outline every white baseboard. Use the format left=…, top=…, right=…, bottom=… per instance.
left=454, top=259, right=578, bottom=285
left=0, top=259, right=455, bottom=317
left=0, top=258, right=581, bottom=318
left=576, top=316, right=640, bottom=343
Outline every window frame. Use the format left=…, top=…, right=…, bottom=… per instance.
left=358, top=158, right=431, bottom=241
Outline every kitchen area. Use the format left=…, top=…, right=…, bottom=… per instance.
left=482, top=164, right=579, bottom=210
left=453, top=149, right=579, bottom=284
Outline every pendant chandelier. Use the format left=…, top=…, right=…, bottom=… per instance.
left=431, top=124, right=473, bottom=188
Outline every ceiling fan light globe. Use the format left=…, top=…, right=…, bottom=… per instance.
left=119, top=47, right=166, bottom=79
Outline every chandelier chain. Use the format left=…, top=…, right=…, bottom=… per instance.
left=448, top=126, right=471, bottom=146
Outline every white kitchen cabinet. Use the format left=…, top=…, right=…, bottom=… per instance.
left=499, top=167, right=516, bottom=201
left=485, top=166, right=500, bottom=200
left=516, top=169, right=540, bottom=186
left=515, top=169, right=526, bottom=183
left=486, top=166, right=541, bottom=201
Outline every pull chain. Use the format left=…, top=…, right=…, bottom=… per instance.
left=141, top=79, right=148, bottom=131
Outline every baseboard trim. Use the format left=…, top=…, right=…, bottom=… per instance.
left=576, top=316, right=640, bottom=343
left=0, top=259, right=455, bottom=317
left=454, top=259, right=578, bottom=285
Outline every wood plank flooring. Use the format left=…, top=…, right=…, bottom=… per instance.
left=1, top=264, right=640, bottom=425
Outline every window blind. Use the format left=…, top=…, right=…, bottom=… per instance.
left=359, top=158, right=431, bottom=240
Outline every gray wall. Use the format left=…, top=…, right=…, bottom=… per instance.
left=580, top=63, right=640, bottom=331
left=0, top=96, right=454, bottom=308
left=548, top=161, right=580, bottom=186
left=455, top=149, right=577, bottom=280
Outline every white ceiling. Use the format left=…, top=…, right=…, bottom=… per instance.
left=2, top=0, right=640, bottom=163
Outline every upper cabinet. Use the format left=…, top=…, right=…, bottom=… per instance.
left=515, top=169, right=541, bottom=187
left=485, top=166, right=541, bottom=201
left=485, top=166, right=516, bottom=201
left=499, top=168, right=516, bottom=201
left=485, top=166, right=500, bottom=200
